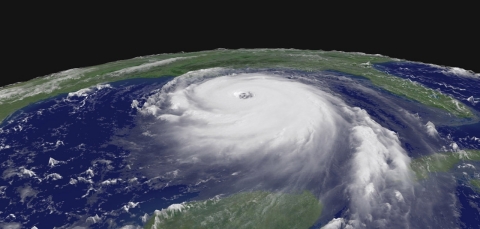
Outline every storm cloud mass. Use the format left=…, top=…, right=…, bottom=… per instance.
left=121, top=69, right=449, bottom=228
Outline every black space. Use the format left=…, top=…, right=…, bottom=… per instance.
left=1, top=8, right=478, bottom=88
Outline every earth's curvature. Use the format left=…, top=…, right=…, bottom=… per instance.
left=0, top=49, right=479, bottom=229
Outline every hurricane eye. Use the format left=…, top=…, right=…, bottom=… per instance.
left=234, top=91, right=253, bottom=99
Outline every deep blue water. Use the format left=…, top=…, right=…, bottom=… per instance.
left=0, top=77, right=198, bottom=228
left=457, top=185, right=480, bottom=229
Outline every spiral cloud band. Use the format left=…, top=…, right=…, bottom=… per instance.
left=134, top=69, right=415, bottom=228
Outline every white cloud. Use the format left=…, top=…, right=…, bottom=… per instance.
left=48, top=157, right=65, bottom=167
left=122, top=202, right=140, bottom=212
left=18, top=186, right=38, bottom=203
left=425, top=121, right=439, bottom=137
left=322, top=218, right=346, bottom=229
left=467, top=96, right=479, bottom=105
left=153, top=203, right=187, bottom=221
left=119, top=225, right=142, bottom=229
left=85, top=168, right=94, bottom=178
left=67, top=88, right=92, bottom=98
left=77, top=177, right=94, bottom=184
left=134, top=70, right=415, bottom=227
left=107, top=57, right=195, bottom=77
left=85, top=214, right=101, bottom=224
left=21, top=167, right=36, bottom=177
left=394, top=190, right=404, bottom=202
left=0, top=223, right=21, bottom=229
left=346, top=108, right=412, bottom=225
left=101, top=178, right=121, bottom=186
left=69, top=178, right=78, bottom=185
left=141, top=213, right=149, bottom=223
left=444, top=67, right=479, bottom=78
left=45, top=173, right=63, bottom=181
left=67, top=83, right=112, bottom=100
left=0, top=144, right=10, bottom=151
left=0, top=68, right=93, bottom=105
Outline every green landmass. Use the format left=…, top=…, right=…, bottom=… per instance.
left=410, top=150, right=480, bottom=180
left=471, top=179, right=480, bottom=190
left=0, top=49, right=474, bottom=124
left=143, top=190, right=322, bottom=229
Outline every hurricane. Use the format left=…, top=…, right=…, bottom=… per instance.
left=122, top=69, right=416, bottom=228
